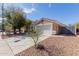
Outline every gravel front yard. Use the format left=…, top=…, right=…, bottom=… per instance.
left=16, top=35, right=79, bottom=56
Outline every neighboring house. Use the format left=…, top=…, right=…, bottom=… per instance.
left=75, top=23, right=79, bottom=35
left=76, top=28, right=79, bottom=34
left=33, top=18, right=76, bottom=35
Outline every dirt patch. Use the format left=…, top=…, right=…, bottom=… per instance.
left=16, top=36, right=79, bottom=56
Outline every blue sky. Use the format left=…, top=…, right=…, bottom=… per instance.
left=1, top=3, right=79, bottom=25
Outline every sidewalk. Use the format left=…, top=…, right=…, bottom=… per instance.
left=0, top=40, right=14, bottom=56
left=0, top=33, right=13, bottom=55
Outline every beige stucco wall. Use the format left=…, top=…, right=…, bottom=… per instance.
left=37, top=20, right=62, bottom=34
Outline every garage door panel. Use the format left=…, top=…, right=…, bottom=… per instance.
left=36, top=24, right=52, bottom=35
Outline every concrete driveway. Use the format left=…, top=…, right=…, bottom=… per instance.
left=0, top=33, right=51, bottom=56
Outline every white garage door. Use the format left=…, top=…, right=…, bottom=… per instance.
left=36, top=24, right=52, bottom=35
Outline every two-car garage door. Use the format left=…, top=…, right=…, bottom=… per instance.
left=36, top=24, right=52, bottom=35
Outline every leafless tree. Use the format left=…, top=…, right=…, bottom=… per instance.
left=30, top=28, right=42, bottom=48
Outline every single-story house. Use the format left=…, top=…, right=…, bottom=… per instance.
left=32, top=18, right=76, bottom=35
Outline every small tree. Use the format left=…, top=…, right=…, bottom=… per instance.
left=4, top=7, right=26, bottom=34
left=30, top=28, right=42, bottom=48
left=4, top=23, right=12, bottom=35
left=25, top=19, right=32, bottom=33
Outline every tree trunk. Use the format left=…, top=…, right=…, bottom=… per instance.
left=13, top=28, right=16, bottom=34
left=19, top=28, right=21, bottom=34
left=34, top=42, right=37, bottom=49
left=25, top=26, right=29, bottom=33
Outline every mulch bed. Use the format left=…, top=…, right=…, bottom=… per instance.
left=16, top=36, right=79, bottom=56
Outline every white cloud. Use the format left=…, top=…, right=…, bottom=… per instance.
left=23, top=8, right=36, bottom=14
left=3, top=4, right=37, bottom=14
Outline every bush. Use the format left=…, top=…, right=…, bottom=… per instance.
left=36, top=44, right=45, bottom=50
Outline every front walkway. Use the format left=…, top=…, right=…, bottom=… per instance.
left=0, top=34, right=51, bottom=56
